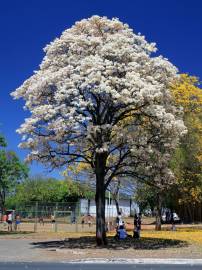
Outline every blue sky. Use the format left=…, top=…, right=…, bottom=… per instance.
left=0, top=0, right=202, bottom=178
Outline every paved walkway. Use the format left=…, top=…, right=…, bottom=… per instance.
left=0, top=239, right=48, bottom=262
left=0, top=238, right=202, bottom=264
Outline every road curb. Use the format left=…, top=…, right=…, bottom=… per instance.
left=67, top=258, right=202, bottom=265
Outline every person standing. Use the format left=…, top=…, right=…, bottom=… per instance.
left=137, top=213, right=142, bottom=238
left=116, top=211, right=123, bottom=229
left=133, top=213, right=142, bottom=239
left=133, top=214, right=138, bottom=238
left=15, top=214, right=21, bottom=231
left=7, top=212, right=13, bottom=232
left=2, top=214, right=7, bottom=228
left=39, top=216, right=44, bottom=226
left=170, top=212, right=176, bottom=231
left=51, top=214, right=55, bottom=229
left=87, top=214, right=92, bottom=227
left=81, top=216, right=85, bottom=228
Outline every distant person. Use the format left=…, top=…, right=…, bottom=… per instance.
left=137, top=213, right=142, bottom=237
left=51, top=214, right=55, bottom=223
left=115, top=225, right=128, bottom=240
left=15, top=214, right=21, bottom=231
left=87, top=214, right=92, bottom=227
left=2, top=214, right=7, bottom=228
left=81, top=216, right=85, bottom=228
left=116, top=211, right=123, bottom=230
left=105, top=222, right=109, bottom=232
left=165, top=210, right=170, bottom=223
left=51, top=214, right=55, bottom=229
left=7, top=212, right=13, bottom=232
left=71, top=215, right=76, bottom=224
left=170, top=212, right=176, bottom=231
left=39, top=216, right=44, bottom=226
left=133, top=213, right=142, bottom=239
left=133, top=214, right=138, bottom=238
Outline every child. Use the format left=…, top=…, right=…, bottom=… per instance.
left=15, top=214, right=21, bottom=231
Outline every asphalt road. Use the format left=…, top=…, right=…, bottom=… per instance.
left=0, top=263, right=201, bottom=270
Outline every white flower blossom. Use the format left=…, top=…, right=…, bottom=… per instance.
left=11, top=16, right=186, bottom=187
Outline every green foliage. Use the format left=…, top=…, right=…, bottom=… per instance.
left=6, top=176, right=94, bottom=208
left=134, top=118, right=202, bottom=215
left=0, top=134, right=28, bottom=211
left=170, top=114, right=202, bottom=206
left=135, top=74, right=202, bottom=218
left=134, top=182, right=157, bottom=213
left=0, top=135, right=7, bottom=147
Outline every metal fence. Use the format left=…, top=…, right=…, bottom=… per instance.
left=0, top=201, right=119, bottom=233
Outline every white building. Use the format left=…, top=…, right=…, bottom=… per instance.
left=80, top=198, right=139, bottom=218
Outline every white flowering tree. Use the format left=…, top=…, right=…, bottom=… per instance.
left=129, top=116, right=185, bottom=230
left=12, top=16, right=186, bottom=245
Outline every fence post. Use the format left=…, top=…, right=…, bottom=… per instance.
left=75, top=201, right=79, bottom=233
left=34, top=202, right=38, bottom=232
left=54, top=202, right=58, bottom=232
left=75, top=221, right=78, bottom=232
left=54, top=212, right=58, bottom=232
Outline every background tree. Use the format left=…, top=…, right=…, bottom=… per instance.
left=0, top=134, right=28, bottom=213
left=6, top=176, right=94, bottom=208
left=12, top=16, right=185, bottom=245
left=169, top=74, right=202, bottom=222
left=134, top=182, right=156, bottom=214
left=134, top=74, right=202, bottom=225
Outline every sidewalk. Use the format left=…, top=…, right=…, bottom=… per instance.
left=0, top=237, right=202, bottom=262
left=69, top=258, right=202, bottom=265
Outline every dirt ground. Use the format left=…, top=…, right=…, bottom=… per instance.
left=1, top=216, right=202, bottom=262
left=1, top=216, right=201, bottom=234
left=1, top=226, right=202, bottom=262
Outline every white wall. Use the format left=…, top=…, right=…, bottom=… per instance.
left=80, top=198, right=139, bottom=217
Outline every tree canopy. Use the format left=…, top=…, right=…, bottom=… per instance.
left=169, top=74, right=202, bottom=221
left=134, top=74, right=202, bottom=223
left=11, top=16, right=185, bottom=245
left=6, top=176, right=94, bottom=208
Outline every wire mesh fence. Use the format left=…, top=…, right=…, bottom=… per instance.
left=1, top=201, right=124, bottom=233
left=1, top=202, right=99, bottom=233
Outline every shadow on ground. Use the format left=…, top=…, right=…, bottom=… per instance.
left=31, top=236, right=188, bottom=250
left=0, top=231, right=33, bottom=235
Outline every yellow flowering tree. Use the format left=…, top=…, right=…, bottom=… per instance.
left=170, top=74, right=202, bottom=221
left=134, top=74, right=202, bottom=225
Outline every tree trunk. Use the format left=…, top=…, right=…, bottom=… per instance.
left=87, top=199, right=90, bottom=215
left=0, top=190, right=6, bottom=215
left=114, top=197, right=119, bottom=215
left=95, top=153, right=107, bottom=246
left=187, top=204, right=193, bottom=223
left=155, top=193, right=162, bottom=231
left=0, top=201, right=4, bottom=216
left=113, top=178, right=120, bottom=215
